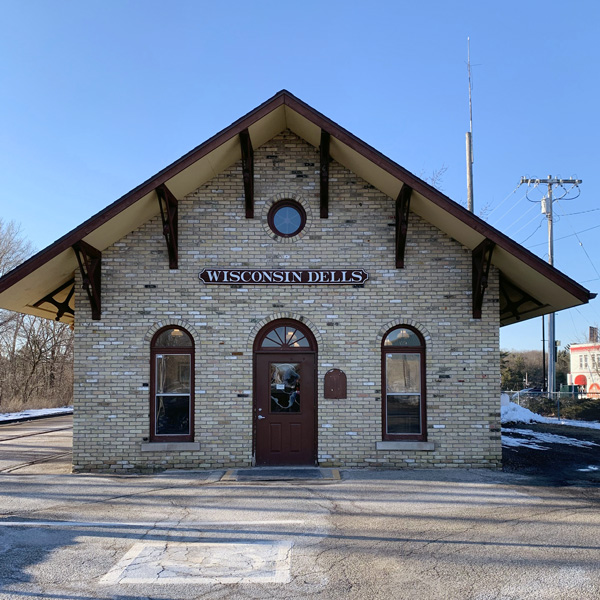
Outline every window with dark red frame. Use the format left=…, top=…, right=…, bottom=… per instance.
left=382, top=326, right=426, bottom=441
left=150, top=326, right=194, bottom=442
left=267, top=200, right=306, bottom=238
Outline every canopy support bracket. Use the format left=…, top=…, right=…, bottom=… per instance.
left=156, top=183, right=179, bottom=269
left=472, top=239, right=495, bottom=319
left=73, top=241, right=102, bottom=320
left=239, top=129, right=254, bottom=218
left=499, top=275, right=545, bottom=322
left=320, top=130, right=330, bottom=218
left=395, top=184, right=412, bottom=268
left=33, top=278, right=75, bottom=321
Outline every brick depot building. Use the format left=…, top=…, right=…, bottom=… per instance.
left=0, top=91, right=593, bottom=472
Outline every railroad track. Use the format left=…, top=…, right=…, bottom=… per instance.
left=0, top=426, right=73, bottom=443
left=0, top=416, right=73, bottom=473
left=0, top=451, right=73, bottom=474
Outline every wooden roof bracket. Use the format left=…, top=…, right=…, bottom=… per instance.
left=239, top=129, right=254, bottom=218
left=395, top=184, right=412, bottom=268
left=156, top=183, right=179, bottom=269
left=73, top=241, right=101, bottom=320
left=472, top=238, right=495, bottom=319
left=499, top=275, right=545, bottom=322
left=33, top=278, right=75, bottom=321
left=320, top=130, right=330, bottom=218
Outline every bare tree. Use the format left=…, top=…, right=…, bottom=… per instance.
left=0, top=220, right=73, bottom=411
left=0, top=219, right=34, bottom=277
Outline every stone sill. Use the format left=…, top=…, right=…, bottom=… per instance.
left=141, top=442, right=201, bottom=452
left=376, top=441, right=435, bottom=451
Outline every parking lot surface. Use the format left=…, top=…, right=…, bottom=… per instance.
left=0, top=417, right=599, bottom=599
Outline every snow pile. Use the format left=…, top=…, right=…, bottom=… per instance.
left=501, top=401, right=600, bottom=430
left=501, top=401, right=549, bottom=425
left=0, top=407, right=73, bottom=422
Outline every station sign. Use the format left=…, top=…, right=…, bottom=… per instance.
left=199, top=269, right=369, bottom=285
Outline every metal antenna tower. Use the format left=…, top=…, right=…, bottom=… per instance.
left=466, top=38, right=474, bottom=213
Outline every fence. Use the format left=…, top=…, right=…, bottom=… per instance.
left=504, top=390, right=600, bottom=423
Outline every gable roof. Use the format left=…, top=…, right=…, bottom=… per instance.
left=0, top=90, right=594, bottom=326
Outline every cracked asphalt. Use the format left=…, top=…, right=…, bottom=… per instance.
left=0, top=417, right=599, bottom=599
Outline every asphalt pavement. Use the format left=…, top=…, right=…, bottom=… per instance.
left=0, top=416, right=598, bottom=599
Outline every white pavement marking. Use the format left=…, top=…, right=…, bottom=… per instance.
left=100, top=540, right=293, bottom=585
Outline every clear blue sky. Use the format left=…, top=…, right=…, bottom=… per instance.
left=1, top=0, right=599, bottom=351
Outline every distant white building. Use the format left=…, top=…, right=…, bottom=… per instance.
left=568, top=327, right=600, bottom=396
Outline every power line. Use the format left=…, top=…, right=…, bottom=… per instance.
left=560, top=208, right=600, bottom=216
left=489, top=188, right=531, bottom=226
left=527, top=223, right=600, bottom=248
left=485, top=184, right=521, bottom=220
left=555, top=202, right=600, bottom=281
left=504, top=202, right=541, bottom=234
left=519, top=216, right=545, bottom=244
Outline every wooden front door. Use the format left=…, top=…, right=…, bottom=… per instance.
left=255, top=353, right=316, bottom=465
left=253, top=320, right=318, bottom=466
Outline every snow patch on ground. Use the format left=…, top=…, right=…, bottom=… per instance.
left=501, top=401, right=600, bottom=430
left=501, top=435, right=549, bottom=451
left=501, top=401, right=600, bottom=450
left=0, top=407, right=73, bottom=422
left=502, top=428, right=599, bottom=450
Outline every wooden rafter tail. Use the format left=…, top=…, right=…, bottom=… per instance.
left=72, top=241, right=102, bottom=320
left=472, top=239, right=495, bottom=319
left=395, top=184, right=412, bottom=268
left=33, top=278, right=75, bottom=321
left=239, top=129, right=254, bottom=218
left=320, top=130, right=330, bottom=218
left=156, top=183, right=179, bottom=269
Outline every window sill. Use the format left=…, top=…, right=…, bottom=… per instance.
left=376, top=441, right=435, bottom=451
left=141, top=442, right=200, bottom=452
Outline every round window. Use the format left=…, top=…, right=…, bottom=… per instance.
left=268, top=200, right=306, bottom=238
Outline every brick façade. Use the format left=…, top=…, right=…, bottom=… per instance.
left=72, top=130, right=501, bottom=473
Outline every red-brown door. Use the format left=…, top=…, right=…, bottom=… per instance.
left=255, top=352, right=316, bottom=466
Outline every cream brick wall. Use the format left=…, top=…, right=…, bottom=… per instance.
left=72, top=130, right=501, bottom=472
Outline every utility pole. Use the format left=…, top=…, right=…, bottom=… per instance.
left=519, top=175, right=582, bottom=395
left=466, top=37, right=474, bottom=213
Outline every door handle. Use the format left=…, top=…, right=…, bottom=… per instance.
left=257, top=415, right=266, bottom=420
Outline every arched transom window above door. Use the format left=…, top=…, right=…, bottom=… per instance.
left=255, top=320, right=317, bottom=351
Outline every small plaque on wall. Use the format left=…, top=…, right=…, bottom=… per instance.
left=324, top=369, right=347, bottom=399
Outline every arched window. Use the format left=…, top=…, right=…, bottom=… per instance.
left=382, top=326, right=426, bottom=441
left=255, top=321, right=315, bottom=350
left=150, top=326, right=194, bottom=442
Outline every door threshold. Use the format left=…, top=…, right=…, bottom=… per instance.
left=221, top=467, right=340, bottom=482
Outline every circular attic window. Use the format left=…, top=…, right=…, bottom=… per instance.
left=268, top=200, right=306, bottom=238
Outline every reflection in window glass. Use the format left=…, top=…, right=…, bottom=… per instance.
left=155, top=396, right=190, bottom=435
left=387, top=395, right=421, bottom=434
left=386, top=354, right=420, bottom=394
left=386, top=353, right=421, bottom=435
left=260, top=326, right=310, bottom=349
left=155, top=354, right=191, bottom=436
left=156, top=355, right=191, bottom=394
left=270, top=362, right=301, bottom=413
left=155, top=328, right=193, bottom=348
left=384, top=328, right=421, bottom=347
